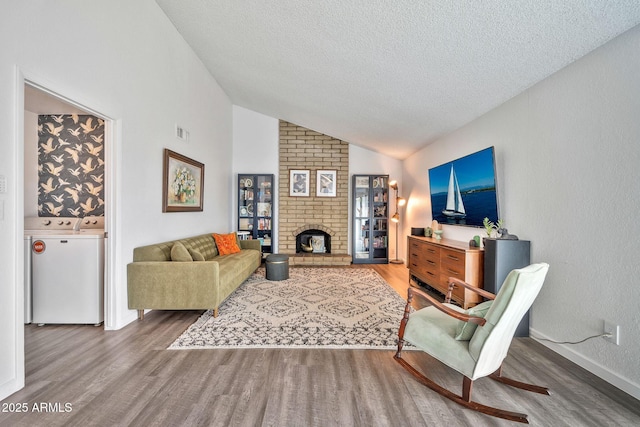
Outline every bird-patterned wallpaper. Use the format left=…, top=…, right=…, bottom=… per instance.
left=37, top=114, right=105, bottom=217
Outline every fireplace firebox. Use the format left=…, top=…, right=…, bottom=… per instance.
left=295, top=229, right=331, bottom=254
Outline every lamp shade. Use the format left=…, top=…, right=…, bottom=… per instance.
left=397, top=196, right=406, bottom=207
left=391, top=212, right=400, bottom=223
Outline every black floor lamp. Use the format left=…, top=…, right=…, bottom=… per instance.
left=389, top=180, right=406, bottom=264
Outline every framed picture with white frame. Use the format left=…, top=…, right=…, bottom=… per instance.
left=316, top=170, right=337, bottom=197
left=289, top=169, right=310, bottom=196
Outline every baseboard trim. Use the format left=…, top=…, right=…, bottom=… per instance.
left=530, top=327, right=640, bottom=400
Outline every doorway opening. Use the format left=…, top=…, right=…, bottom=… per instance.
left=22, top=81, right=114, bottom=329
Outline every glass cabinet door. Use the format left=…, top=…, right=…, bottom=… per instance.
left=255, top=175, right=272, bottom=253
left=238, top=174, right=274, bottom=255
left=238, top=175, right=254, bottom=234
left=354, top=177, right=370, bottom=260
left=352, top=175, right=388, bottom=264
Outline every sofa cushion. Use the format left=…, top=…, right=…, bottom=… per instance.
left=180, top=234, right=218, bottom=260
left=213, top=232, right=241, bottom=255
left=188, top=248, right=205, bottom=261
left=171, top=242, right=192, bottom=262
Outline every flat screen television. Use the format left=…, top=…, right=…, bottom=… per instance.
left=428, top=146, right=499, bottom=228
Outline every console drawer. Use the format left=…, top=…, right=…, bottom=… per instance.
left=407, top=235, right=483, bottom=309
left=440, top=247, right=465, bottom=268
left=409, top=240, right=439, bottom=258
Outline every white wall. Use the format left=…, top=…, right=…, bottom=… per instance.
left=232, top=106, right=280, bottom=248
left=403, top=25, right=640, bottom=398
left=350, top=145, right=404, bottom=260
left=0, top=0, right=232, bottom=400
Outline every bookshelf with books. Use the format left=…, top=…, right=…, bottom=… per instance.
left=352, top=174, right=389, bottom=264
left=238, top=174, right=274, bottom=256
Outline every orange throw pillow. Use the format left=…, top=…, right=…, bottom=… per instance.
left=213, top=232, right=241, bottom=255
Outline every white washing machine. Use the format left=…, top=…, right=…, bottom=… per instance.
left=25, top=216, right=105, bottom=326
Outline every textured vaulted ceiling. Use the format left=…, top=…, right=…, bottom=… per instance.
left=156, top=1, right=640, bottom=159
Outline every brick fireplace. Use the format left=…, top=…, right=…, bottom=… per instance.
left=278, top=121, right=351, bottom=265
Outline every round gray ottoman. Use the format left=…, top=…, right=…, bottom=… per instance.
left=266, top=254, right=289, bottom=281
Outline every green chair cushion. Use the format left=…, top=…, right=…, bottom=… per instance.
left=454, top=300, right=493, bottom=341
left=403, top=303, right=478, bottom=378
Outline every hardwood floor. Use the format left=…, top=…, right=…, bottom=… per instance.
left=2, top=264, right=639, bottom=426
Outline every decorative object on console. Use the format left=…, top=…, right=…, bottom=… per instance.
left=483, top=217, right=508, bottom=238
left=431, top=220, right=443, bottom=240
left=424, top=227, right=433, bottom=237
left=162, top=149, right=204, bottom=212
left=498, top=228, right=519, bottom=240
left=389, top=180, right=406, bottom=264
left=483, top=218, right=519, bottom=241
left=411, top=227, right=425, bottom=236
left=483, top=217, right=496, bottom=237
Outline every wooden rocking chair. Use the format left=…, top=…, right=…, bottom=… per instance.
left=395, top=263, right=550, bottom=424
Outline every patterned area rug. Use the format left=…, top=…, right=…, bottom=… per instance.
left=168, top=267, right=410, bottom=350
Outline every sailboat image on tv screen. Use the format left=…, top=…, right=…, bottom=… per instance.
left=442, top=165, right=466, bottom=219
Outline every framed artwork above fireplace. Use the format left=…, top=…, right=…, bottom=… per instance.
left=317, top=170, right=337, bottom=197
left=289, top=169, right=310, bottom=197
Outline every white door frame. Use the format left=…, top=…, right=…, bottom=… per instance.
left=19, top=71, right=118, bottom=330
left=17, top=69, right=118, bottom=336
left=2, top=67, right=118, bottom=400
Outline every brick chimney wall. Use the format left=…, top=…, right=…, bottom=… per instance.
left=278, top=121, right=349, bottom=255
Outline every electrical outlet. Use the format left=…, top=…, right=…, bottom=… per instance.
left=603, top=321, right=620, bottom=345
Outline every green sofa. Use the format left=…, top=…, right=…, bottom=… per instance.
left=127, top=233, right=261, bottom=319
